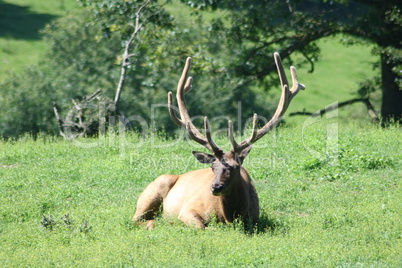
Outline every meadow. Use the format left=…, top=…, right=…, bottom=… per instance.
left=0, top=0, right=79, bottom=81
left=0, top=120, right=401, bottom=267
left=1, top=0, right=401, bottom=266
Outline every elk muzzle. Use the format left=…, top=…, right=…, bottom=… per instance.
left=211, top=183, right=224, bottom=195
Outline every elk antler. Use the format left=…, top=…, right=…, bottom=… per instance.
left=168, top=57, right=223, bottom=155
left=229, top=52, right=305, bottom=153
left=169, top=53, right=305, bottom=156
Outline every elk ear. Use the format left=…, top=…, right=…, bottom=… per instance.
left=192, top=151, right=215, bottom=164
left=237, top=146, right=252, bottom=164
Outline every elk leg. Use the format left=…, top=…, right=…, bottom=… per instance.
left=132, top=174, right=179, bottom=229
left=178, top=209, right=206, bottom=229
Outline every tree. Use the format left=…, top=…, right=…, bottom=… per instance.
left=73, top=0, right=274, bottom=134
left=182, top=0, right=402, bottom=124
left=0, top=1, right=272, bottom=137
left=0, top=10, right=121, bottom=138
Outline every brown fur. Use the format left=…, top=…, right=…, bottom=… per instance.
left=133, top=53, right=304, bottom=229
left=133, top=163, right=259, bottom=229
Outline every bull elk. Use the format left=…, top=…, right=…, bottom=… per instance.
left=133, top=52, right=305, bottom=229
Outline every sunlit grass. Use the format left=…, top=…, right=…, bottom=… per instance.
left=0, top=0, right=79, bottom=81
left=0, top=122, right=401, bottom=266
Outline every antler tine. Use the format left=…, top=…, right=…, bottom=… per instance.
left=234, top=52, right=305, bottom=152
left=231, top=114, right=258, bottom=153
left=290, top=66, right=305, bottom=94
left=186, top=121, right=210, bottom=149
left=184, top=76, right=193, bottom=94
left=169, top=57, right=223, bottom=153
left=228, top=120, right=239, bottom=152
left=204, top=117, right=222, bottom=155
left=168, top=91, right=183, bottom=127
left=168, top=74, right=194, bottom=127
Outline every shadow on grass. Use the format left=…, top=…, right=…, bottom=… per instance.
left=254, top=212, right=289, bottom=235
left=125, top=210, right=289, bottom=236
left=0, top=1, right=58, bottom=40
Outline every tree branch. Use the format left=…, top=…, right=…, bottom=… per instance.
left=114, top=0, right=150, bottom=112
left=301, top=50, right=315, bottom=73
left=289, top=98, right=379, bottom=121
left=230, top=28, right=336, bottom=93
left=52, top=102, right=69, bottom=139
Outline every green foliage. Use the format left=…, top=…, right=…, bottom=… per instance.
left=0, top=67, right=56, bottom=137
left=0, top=0, right=400, bottom=138
left=0, top=9, right=119, bottom=138
left=182, top=0, right=402, bottom=122
left=0, top=0, right=274, bottom=138
left=0, top=123, right=401, bottom=266
left=78, top=0, right=174, bottom=37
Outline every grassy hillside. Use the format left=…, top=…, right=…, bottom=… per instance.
left=0, top=0, right=79, bottom=80
left=0, top=123, right=401, bottom=266
left=291, top=37, right=377, bottom=114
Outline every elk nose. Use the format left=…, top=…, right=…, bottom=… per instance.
left=212, top=184, right=224, bottom=195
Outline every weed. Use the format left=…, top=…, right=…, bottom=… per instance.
left=41, top=214, right=57, bottom=231
left=61, top=213, right=74, bottom=228
left=302, top=158, right=324, bottom=170
left=79, top=220, right=93, bottom=234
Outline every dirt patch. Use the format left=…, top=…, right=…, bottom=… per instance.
left=0, top=164, right=17, bottom=168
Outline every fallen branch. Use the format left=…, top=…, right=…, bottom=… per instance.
left=53, top=90, right=112, bottom=139
left=52, top=102, right=69, bottom=139
left=289, top=98, right=379, bottom=122
left=85, top=89, right=102, bottom=102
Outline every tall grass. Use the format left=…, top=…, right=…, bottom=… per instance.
left=0, top=121, right=401, bottom=267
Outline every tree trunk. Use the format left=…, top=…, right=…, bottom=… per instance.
left=380, top=53, right=402, bottom=125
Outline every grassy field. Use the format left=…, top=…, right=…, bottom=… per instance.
left=0, top=121, right=401, bottom=266
left=1, top=1, right=399, bottom=267
left=0, top=0, right=79, bottom=80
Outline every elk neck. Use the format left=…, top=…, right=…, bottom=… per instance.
left=219, top=167, right=251, bottom=222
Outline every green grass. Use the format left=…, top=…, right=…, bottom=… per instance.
left=0, top=0, right=79, bottom=80
left=1, top=122, right=401, bottom=267
left=0, top=1, right=399, bottom=266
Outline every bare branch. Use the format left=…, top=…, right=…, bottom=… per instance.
left=53, top=90, right=114, bottom=140
left=52, top=102, right=69, bottom=139
left=301, top=50, right=315, bottom=73
left=289, top=98, right=379, bottom=121
left=85, top=89, right=102, bottom=102
left=114, top=0, right=150, bottom=111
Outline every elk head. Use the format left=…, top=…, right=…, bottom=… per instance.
left=168, top=53, right=305, bottom=196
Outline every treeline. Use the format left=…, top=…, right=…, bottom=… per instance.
left=0, top=0, right=400, bottom=138
left=0, top=2, right=272, bottom=138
